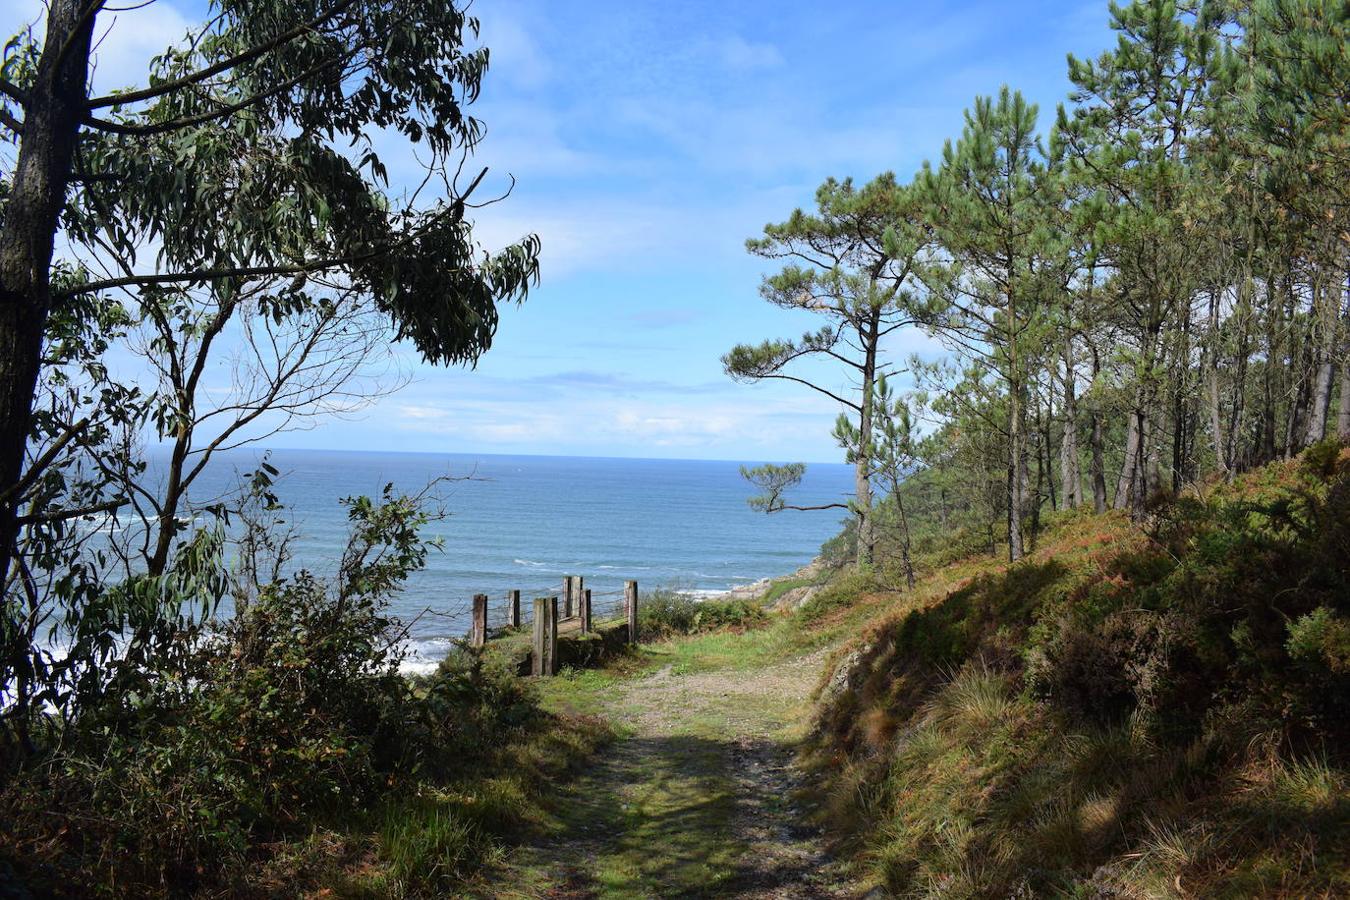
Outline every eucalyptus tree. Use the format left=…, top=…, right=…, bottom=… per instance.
left=917, top=87, right=1066, bottom=561
left=121, top=278, right=403, bottom=579
left=724, top=173, right=932, bottom=568
left=0, top=0, right=540, bottom=587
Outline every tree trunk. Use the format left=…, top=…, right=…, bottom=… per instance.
left=894, top=486, right=915, bottom=590
left=1007, top=379, right=1025, bottom=562
left=1338, top=362, right=1350, bottom=441
left=1305, top=279, right=1336, bottom=447
left=1060, top=338, right=1082, bottom=509
left=1132, top=408, right=1150, bottom=520
left=853, top=311, right=879, bottom=570
left=1088, top=346, right=1107, bottom=513
left=1340, top=272, right=1350, bottom=440
left=1260, top=295, right=1280, bottom=465
left=1209, top=294, right=1231, bottom=477
left=1286, top=308, right=1314, bottom=458
left=1114, top=413, right=1139, bottom=511
left=0, top=0, right=96, bottom=588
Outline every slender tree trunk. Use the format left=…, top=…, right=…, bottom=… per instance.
left=1260, top=295, right=1280, bottom=465
left=1205, top=291, right=1227, bottom=475
left=1008, top=378, right=1025, bottom=562
left=1032, top=410, right=1048, bottom=548
left=1227, top=284, right=1253, bottom=470
left=1132, top=408, right=1151, bottom=519
left=894, top=484, right=915, bottom=590
left=1305, top=278, right=1336, bottom=447
left=1286, top=304, right=1315, bottom=458
left=1338, top=362, right=1350, bottom=441
left=1087, top=345, right=1107, bottom=513
left=1340, top=270, right=1350, bottom=440
left=853, top=312, right=879, bottom=570
left=0, top=0, right=96, bottom=589
left=1114, top=413, right=1139, bottom=511
left=1040, top=392, right=1056, bottom=515
left=149, top=431, right=190, bottom=576
left=1059, top=340, right=1081, bottom=509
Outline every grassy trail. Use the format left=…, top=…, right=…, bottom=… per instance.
left=487, top=634, right=861, bottom=899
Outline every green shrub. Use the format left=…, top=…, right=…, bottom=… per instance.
left=797, top=570, right=881, bottom=623
left=636, top=590, right=767, bottom=639
left=0, top=487, right=559, bottom=897
left=1287, top=607, right=1350, bottom=674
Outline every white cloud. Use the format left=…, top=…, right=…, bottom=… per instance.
left=379, top=367, right=847, bottom=460
left=479, top=13, right=552, bottom=91
left=89, top=3, right=194, bottom=96
left=1, top=1, right=201, bottom=98
left=705, top=35, right=784, bottom=72
left=398, top=404, right=452, bottom=421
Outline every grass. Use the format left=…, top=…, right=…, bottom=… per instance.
left=797, top=449, right=1350, bottom=898
left=228, top=706, right=614, bottom=897
left=761, top=575, right=816, bottom=605
left=220, top=447, right=1350, bottom=896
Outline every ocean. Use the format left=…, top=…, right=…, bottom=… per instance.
left=166, top=448, right=855, bottom=672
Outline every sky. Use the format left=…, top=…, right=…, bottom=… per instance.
left=2, top=0, right=1119, bottom=463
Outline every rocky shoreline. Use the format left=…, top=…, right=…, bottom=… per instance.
left=704, top=556, right=830, bottom=611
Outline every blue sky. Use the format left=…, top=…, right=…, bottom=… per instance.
left=4, top=0, right=1117, bottom=463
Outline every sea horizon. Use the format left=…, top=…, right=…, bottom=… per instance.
left=134, top=446, right=856, bottom=673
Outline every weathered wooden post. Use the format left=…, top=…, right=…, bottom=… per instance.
left=471, top=594, right=488, bottom=648
left=579, top=588, right=592, bottom=634
left=506, top=589, right=521, bottom=629
left=575, top=575, right=585, bottom=618
left=563, top=575, right=575, bottom=619
left=625, top=580, right=639, bottom=644
left=532, top=596, right=558, bottom=676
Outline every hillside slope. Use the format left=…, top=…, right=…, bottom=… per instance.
left=803, top=444, right=1350, bottom=898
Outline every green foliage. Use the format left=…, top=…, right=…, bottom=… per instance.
left=796, top=569, right=882, bottom=623
left=636, top=590, right=767, bottom=640
left=725, top=172, right=935, bottom=567
left=0, top=485, right=562, bottom=896
left=818, top=516, right=858, bottom=567
left=1287, top=607, right=1350, bottom=674
left=739, top=462, right=806, bottom=513
left=807, top=451, right=1350, bottom=895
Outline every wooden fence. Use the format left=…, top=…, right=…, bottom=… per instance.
left=420, top=576, right=641, bottom=677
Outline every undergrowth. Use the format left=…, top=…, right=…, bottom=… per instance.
left=805, top=442, right=1350, bottom=898
left=636, top=589, right=767, bottom=639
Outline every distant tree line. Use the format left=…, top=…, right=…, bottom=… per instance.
left=728, top=0, right=1348, bottom=567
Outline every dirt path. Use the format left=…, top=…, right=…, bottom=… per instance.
left=490, top=649, right=862, bottom=899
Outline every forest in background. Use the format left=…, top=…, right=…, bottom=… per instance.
left=729, top=0, right=1348, bottom=577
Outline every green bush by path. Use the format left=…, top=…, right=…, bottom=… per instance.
left=0, top=488, right=611, bottom=898
left=636, top=589, right=767, bottom=640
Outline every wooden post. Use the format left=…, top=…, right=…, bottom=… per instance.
left=532, top=596, right=558, bottom=676
left=506, top=589, right=521, bottom=629
left=471, top=594, right=488, bottom=647
left=625, top=580, right=638, bottom=644
left=563, top=575, right=575, bottom=619
left=580, top=588, right=592, bottom=634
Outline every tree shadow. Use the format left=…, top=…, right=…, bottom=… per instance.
left=489, top=731, right=849, bottom=898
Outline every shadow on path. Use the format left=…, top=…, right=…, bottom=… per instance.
left=488, top=657, right=862, bottom=899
